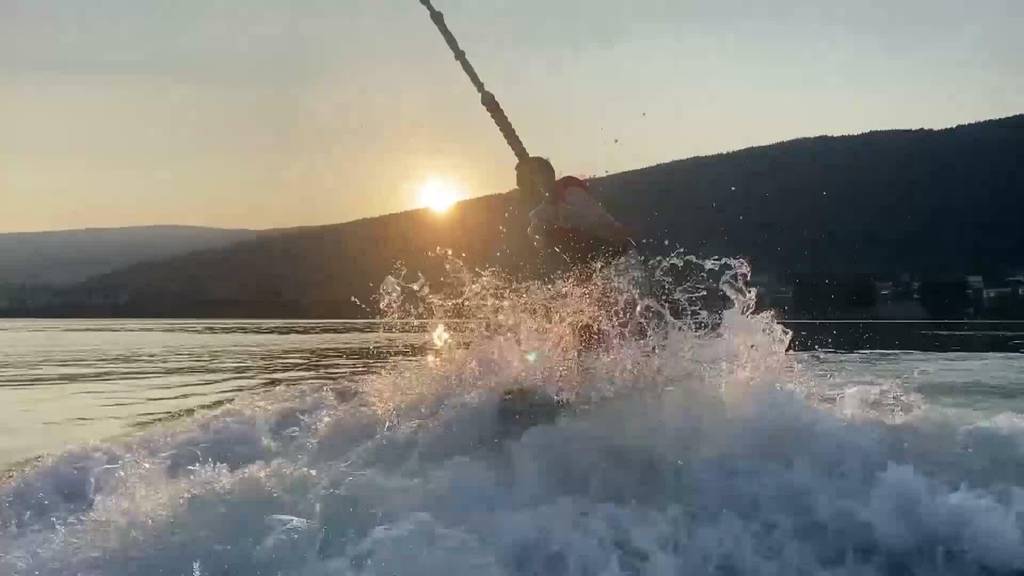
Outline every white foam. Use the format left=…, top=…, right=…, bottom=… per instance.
left=2, top=251, right=1022, bottom=575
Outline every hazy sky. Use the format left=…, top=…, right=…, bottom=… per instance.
left=2, top=0, right=1021, bottom=232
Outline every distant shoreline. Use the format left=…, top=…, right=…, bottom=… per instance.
left=1, top=317, right=1021, bottom=354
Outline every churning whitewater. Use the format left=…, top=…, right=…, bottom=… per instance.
left=2, top=251, right=1023, bottom=575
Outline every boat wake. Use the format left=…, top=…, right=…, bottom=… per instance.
left=2, top=251, right=1022, bottom=575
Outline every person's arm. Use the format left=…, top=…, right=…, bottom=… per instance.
left=560, top=189, right=631, bottom=245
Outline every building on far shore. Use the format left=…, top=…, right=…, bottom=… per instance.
left=757, top=269, right=1024, bottom=320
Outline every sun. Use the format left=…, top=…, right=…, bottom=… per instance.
left=418, top=178, right=461, bottom=214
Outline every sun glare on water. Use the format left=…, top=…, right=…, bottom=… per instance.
left=418, top=178, right=461, bottom=214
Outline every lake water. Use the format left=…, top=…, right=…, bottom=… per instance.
left=2, top=317, right=1023, bottom=574
left=0, top=320, right=427, bottom=469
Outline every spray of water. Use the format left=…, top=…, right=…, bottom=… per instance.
left=1, top=250, right=1022, bottom=575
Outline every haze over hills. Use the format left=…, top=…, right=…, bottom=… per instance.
left=3, top=114, right=1022, bottom=319
left=0, top=225, right=260, bottom=286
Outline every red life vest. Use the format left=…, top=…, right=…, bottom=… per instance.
left=552, top=176, right=588, bottom=202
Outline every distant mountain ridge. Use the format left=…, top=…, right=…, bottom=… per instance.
left=3, top=114, right=1022, bottom=319
left=0, top=225, right=260, bottom=286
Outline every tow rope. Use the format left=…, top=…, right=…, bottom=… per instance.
left=418, top=0, right=530, bottom=163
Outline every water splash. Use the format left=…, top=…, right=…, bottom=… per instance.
left=1, top=250, right=1022, bottom=575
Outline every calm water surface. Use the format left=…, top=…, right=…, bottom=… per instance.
left=0, top=320, right=426, bottom=468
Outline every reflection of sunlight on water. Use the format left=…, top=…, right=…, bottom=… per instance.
left=0, top=321, right=425, bottom=469
left=431, top=323, right=451, bottom=348
left=2, top=254, right=1023, bottom=575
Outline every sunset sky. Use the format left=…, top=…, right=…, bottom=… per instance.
left=2, top=0, right=1021, bottom=233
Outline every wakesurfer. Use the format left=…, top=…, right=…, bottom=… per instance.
left=515, top=156, right=633, bottom=268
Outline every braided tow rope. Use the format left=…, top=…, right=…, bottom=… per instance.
left=418, top=0, right=530, bottom=162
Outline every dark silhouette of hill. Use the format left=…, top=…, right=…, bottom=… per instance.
left=0, top=225, right=260, bottom=286
left=591, top=114, right=1023, bottom=279
left=4, top=114, right=1022, bottom=319
left=22, top=198, right=541, bottom=318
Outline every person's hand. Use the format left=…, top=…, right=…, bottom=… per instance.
left=516, top=157, right=556, bottom=203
